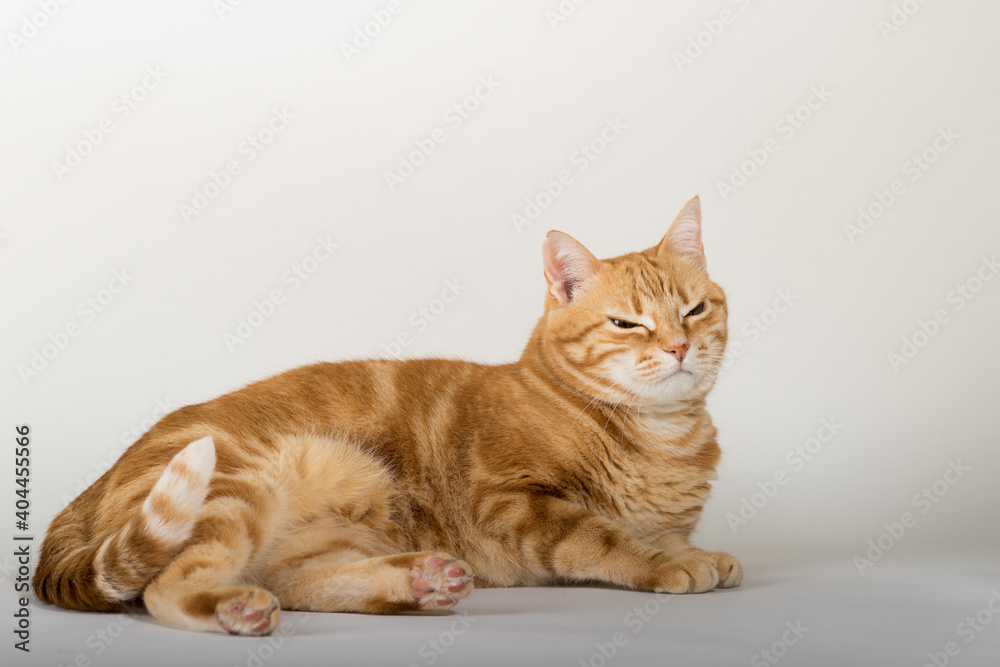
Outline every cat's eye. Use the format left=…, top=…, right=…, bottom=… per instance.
left=685, top=301, right=706, bottom=317
left=609, top=318, right=640, bottom=329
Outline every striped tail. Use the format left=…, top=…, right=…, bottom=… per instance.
left=34, top=436, right=216, bottom=611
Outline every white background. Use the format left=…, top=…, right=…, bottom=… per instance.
left=2, top=1, right=999, bottom=665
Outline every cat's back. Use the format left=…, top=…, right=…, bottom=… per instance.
left=262, top=357, right=526, bottom=442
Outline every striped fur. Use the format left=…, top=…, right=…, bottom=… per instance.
left=34, top=196, right=742, bottom=634
left=35, top=436, right=215, bottom=611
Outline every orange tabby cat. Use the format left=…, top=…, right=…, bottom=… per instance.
left=34, top=196, right=741, bottom=635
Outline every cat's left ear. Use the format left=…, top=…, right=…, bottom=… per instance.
left=542, top=231, right=602, bottom=305
left=657, top=196, right=706, bottom=272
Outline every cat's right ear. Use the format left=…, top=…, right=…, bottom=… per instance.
left=542, top=232, right=601, bottom=305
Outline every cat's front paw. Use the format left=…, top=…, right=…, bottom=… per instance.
left=652, top=554, right=720, bottom=594
left=707, top=551, right=742, bottom=588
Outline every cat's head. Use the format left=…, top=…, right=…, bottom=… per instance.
left=533, top=196, right=727, bottom=407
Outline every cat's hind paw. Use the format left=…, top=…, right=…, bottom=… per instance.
left=409, top=553, right=474, bottom=610
left=215, top=587, right=281, bottom=636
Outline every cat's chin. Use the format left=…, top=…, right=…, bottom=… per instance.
left=657, top=367, right=696, bottom=386
left=632, top=369, right=700, bottom=404
left=659, top=367, right=693, bottom=381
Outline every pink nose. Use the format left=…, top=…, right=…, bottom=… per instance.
left=664, top=341, right=689, bottom=363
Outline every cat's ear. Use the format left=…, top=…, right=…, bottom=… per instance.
left=542, top=231, right=602, bottom=305
left=657, top=196, right=707, bottom=272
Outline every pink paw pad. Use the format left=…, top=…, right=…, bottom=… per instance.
left=408, top=554, right=474, bottom=610
left=215, top=589, right=280, bottom=636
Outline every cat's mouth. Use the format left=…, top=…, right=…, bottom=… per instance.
left=656, top=366, right=693, bottom=382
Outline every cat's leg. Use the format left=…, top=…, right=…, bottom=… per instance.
left=479, top=492, right=732, bottom=594
left=267, top=533, right=474, bottom=613
left=142, top=497, right=281, bottom=635
left=654, top=533, right=742, bottom=589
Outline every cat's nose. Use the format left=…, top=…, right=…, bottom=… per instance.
left=663, top=340, right=689, bottom=363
